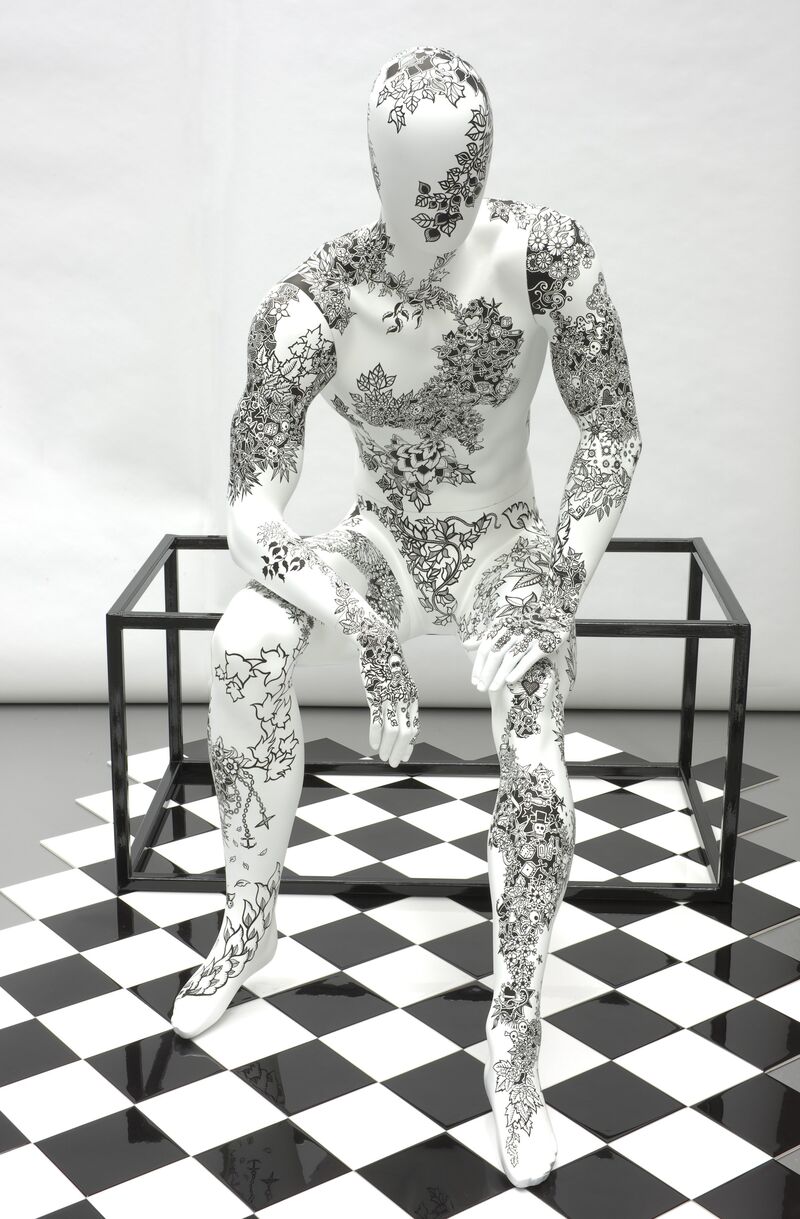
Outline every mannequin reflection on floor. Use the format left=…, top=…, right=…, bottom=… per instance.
left=171, top=46, right=642, bottom=1187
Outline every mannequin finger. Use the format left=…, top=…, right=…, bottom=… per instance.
left=389, top=712, right=413, bottom=768
left=471, top=636, right=494, bottom=683
left=476, top=635, right=520, bottom=689
left=379, top=702, right=400, bottom=764
left=489, top=646, right=528, bottom=691
left=368, top=704, right=382, bottom=752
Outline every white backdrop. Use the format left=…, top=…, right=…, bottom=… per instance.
left=1, top=0, right=798, bottom=708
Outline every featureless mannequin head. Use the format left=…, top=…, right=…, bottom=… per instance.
left=367, top=47, right=494, bottom=276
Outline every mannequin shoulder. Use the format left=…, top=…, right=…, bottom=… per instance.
left=282, top=222, right=386, bottom=334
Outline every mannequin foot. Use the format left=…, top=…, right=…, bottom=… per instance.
left=171, top=908, right=279, bottom=1040
left=484, top=1019, right=558, bottom=1188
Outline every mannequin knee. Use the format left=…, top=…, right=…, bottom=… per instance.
left=211, top=585, right=312, bottom=688
left=490, top=657, right=565, bottom=755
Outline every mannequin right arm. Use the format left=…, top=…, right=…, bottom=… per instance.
left=225, top=281, right=419, bottom=762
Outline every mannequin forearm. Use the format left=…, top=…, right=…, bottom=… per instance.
left=228, top=509, right=391, bottom=646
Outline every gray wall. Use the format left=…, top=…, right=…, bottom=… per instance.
left=1, top=0, right=798, bottom=708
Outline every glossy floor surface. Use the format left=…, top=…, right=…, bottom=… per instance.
left=1, top=721, right=799, bottom=1218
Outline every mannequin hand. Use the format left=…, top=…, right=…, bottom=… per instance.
left=463, top=613, right=572, bottom=693
left=357, top=626, right=419, bottom=767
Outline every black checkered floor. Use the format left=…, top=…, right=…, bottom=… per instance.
left=0, top=730, right=799, bottom=1218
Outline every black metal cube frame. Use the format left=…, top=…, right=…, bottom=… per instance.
left=107, top=535, right=750, bottom=905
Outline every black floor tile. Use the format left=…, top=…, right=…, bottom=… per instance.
left=197, top=1119, right=349, bottom=1210
left=704, top=795, right=786, bottom=834
left=554, top=929, right=678, bottom=988
left=452, top=829, right=490, bottom=861
left=359, top=1131, right=509, bottom=1215
left=40, top=1203, right=105, bottom=1219
left=293, top=912, right=411, bottom=969
left=164, top=910, right=225, bottom=957
left=405, top=982, right=493, bottom=1048
left=571, top=789, right=672, bottom=829
left=339, top=818, right=441, bottom=860
left=288, top=815, right=326, bottom=845
left=693, top=1072, right=800, bottom=1157
left=0, top=1109, right=26, bottom=1154
left=424, top=919, right=493, bottom=978
left=129, top=967, right=255, bottom=1021
left=462, top=787, right=499, bottom=815
left=0, top=1019, right=77, bottom=1087
left=303, top=737, right=368, bottom=765
left=696, top=1157, right=800, bottom=1219
left=693, top=756, right=778, bottom=790
left=152, top=806, right=213, bottom=845
left=688, top=937, right=800, bottom=997
left=43, top=899, right=158, bottom=951
left=297, top=774, right=343, bottom=808
left=38, top=1107, right=184, bottom=1195
left=0, top=954, right=118, bottom=1016
left=690, top=1000, right=800, bottom=1070
left=564, top=897, right=675, bottom=927
left=383, top=1050, right=490, bottom=1127
left=689, top=885, right=800, bottom=936
left=733, top=837, right=796, bottom=882
left=79, top=859, right=120, bottom=892
left=88, top=1030, right=223, bottom=1102
left=574, top=831, right=675, bottom=875
left=267, top=971, right=394, bottom=1036
left=545, top=1061, right=682, bottom=1141
left=530, top=1143, right=686, bottom=1219
left=235, top=1039, right=373, bottom=1115
left=358, top=777, right=452, bottom=815
left=546, top=992, right=680, bottom=1059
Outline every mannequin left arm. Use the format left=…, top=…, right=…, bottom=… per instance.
left=471, top=229, right=643, bottom=690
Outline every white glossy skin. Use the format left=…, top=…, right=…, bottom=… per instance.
left=171, top=46, right=642, bottom=1190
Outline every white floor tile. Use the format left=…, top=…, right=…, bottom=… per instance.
left=570, top=777, right=620, bottom=803
left=540, top=956, right=612, bottom=1017
left=119, top=889, right=225, bottom=926
left=0, top=1060, right=130, bottom=1141
left=154, top=830, right=224, bottom=873
left=621, top=903, right=744, bottom=960
left=418, top=775, right=498, bottom=799
left=75, top=781, right=170, bottom=823
left=309, top=772, right=405, bottom=795
left=90, top=1156, right=250, bottom=1219
left=321, top=1008, right=455, bottom=1080
left=448, top=1111, right=503, bottom=1172
left=615, top=1029, right=760, bottom=1105
left=625, top=811, right=704, bottom=854
left=742, top=861, right=800, bottom=904
left=39, top=988, right=171, bottom=1057
left=365, top=896, right=485, bottom=943
left=624, top=778, right=689, bottom=810
left=610, top=1107, right=769, bottom=1197
left=538, top=1022, right=609, bottom=1087
left=401, top=800, right=492, bottom=841
left=386, top=842, right=486, bottom=879
left=295, top=793, right=394, bottom=835
left=41, top=822, right=131, bottom=868
left=254, top=1170, right=409, bottom=1218
left=622, top=857, right=715, bottom=884
left=115, top=746, right=172, bottom=784
left=563, top=733, right=621, bottom=761
left=1, top=869, right=111, bottom=919
left=272, top=893, right=359, bottom=937
left=192, top=995, right=314, bottom=1068
left=0, top=986, right=31, bottom=1029
left=0, top=1143, right=82, bottom=1219
left=284, top=836, right=376, bottom=877
left=0, top=920, right=75, bottom=977
left=84, top=928, right=202, bottom=987
left=655, top=1204, right=721, bottom=1219
left=759, top=977, right=800, bottom=1021
left=346, top=944, right=473, bottom=1007
left=618, top=963, right=751, bottom=1027
left=243, top=937, right=337, bottom=998
left=291, top=1080, right=441, bottom=1169
left=568, top=856, right=617, bottom=882
left=548, top=903, right=612, bottom=952
left=180, top=795, right=221, bottom=826
left=547, top=1107, right=606, bottom=1167
left=574, top=808, right=617, bottom=844
left=138, top=1071, right=283, bottom=1153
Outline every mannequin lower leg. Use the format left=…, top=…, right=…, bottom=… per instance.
left=172, top=587, right=313, bottom=1038
left=484, top=651, right=575, bottom=1187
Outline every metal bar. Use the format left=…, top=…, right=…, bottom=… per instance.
left=108, top=534, right=176, bottom=616
left=691, top=537, right=750, bottom=625
left=129, top=760, right=184, bottom=876
left=575, top=620, right=736, bottom=638
left=107, top=611, right=223, bottom=630
left=170, top=535, right=229, bottom=550
left=106, top=618, right=131, bottom=893
left=679, top=555, right=704, bottom=774
left=683, top=769, right=720, bottom=875
left=718, top=626, right=751, bottom=900
left=164, top=550, right=184, bottom=764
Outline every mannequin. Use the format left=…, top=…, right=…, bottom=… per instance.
left=171, top=45, right=642, bottom=1189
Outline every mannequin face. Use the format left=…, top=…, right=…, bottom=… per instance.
left=367, top=46, right=493, bottom=275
